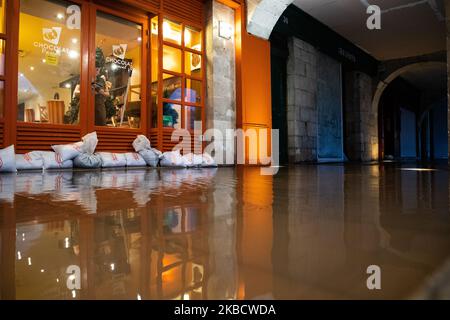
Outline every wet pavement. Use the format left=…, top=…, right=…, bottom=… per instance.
left=1, top=164, right=450, bottom=300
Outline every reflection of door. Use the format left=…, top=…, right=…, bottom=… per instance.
left=317, top=53, right=343, bottom=162
left=270, top=41, right=288, bottom=164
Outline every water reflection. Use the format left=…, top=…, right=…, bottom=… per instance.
left=1, top=164, right=450, bottom=300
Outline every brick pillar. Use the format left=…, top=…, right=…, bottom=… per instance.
left=286, top=37, right=318, bottom=162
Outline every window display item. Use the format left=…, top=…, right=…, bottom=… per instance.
left=125, top=152, right=147, bottom=167
left=202, top=153, right=218, bottom=167
left=97, top=152, right=127, bottom=168
left=40, top=151, right=74, bottom=170
left=52, top=142, right=83, bottom=161
left=0, top=145, right=17, bottom=173
left=15, top=152, right=44, bottom=171
left=139, top=149, right=161, bottom=167
left=160, top=150, right=188, bottom=168
left=132, top=135, right=151, bottom=152
left=74, top=153, right=102, bottom=169
left=183, top=153, right=203, bottom=168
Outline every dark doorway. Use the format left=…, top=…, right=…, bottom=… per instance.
left=270, top=35, right=288, bottom=164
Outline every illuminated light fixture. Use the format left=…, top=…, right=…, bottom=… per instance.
left=42, top=59, right=46, bottom=63
left=111, top=63, right=118, bottom=71
left=137, top=36, right=142, bottom=42
left=68, top=50, right=79, bottom=59
left=17, top=251, right=22, bottom=260
left=19, top=73, right=24, bottom=77
left=218, top=21, right=233, bottom=40
left=71, top=38, right=78, bottom=44
left=40, top=269, right=45, bottom=273
left=56, top=13, right=64, bottom=20
left=30, top=66, right=35, bottom=71
left=28, top=257, right=32, bottom=266
left=65, top=83, right=71, bottom=89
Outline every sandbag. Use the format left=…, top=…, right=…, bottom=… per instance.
left=125, top=152, right=147, bottom=167
left=52, top=142, right=83, bottom=162
left=183, top=153, right=203, bottom=168
left=139, top=149, right=161, bottom=167
left=74, top=153, right=102, bottom=169
left=40, top=151, right=73, bottom=170
left=160, top=150, right=188, bottom=168
left=202, top=153, right=218, bottom=167
left=97, top=152, right=127, bottom=168
left=81, top=132, right=98, bottom=154
left=15, top=151, right=44, bottom=170
left=0, top=145, right=17, bottom=173
left=132, top=135, right=151, bottom=152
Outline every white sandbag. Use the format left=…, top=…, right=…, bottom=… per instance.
left=183, top=153, right=203, bottom=168
left=73, top=153, right=102, bottom=169
left=0, top=145, right=17, bottom=173
left=81, top=132, right=98, bottom=154
left=97, top=152, right=127, bottom=168
left=139, top=149, right=161, bottom=167
left=132, top=135, right=151, bottom=152
left=15, top=151, right=44, bottom=171
left=40, top=151, right=73, bottom=170
left=52, top=141, right=83, bottom=161
left=202, top=153, right=218, bottom=167
left=160, top=150, right=188, bottom=168
left=125, top=152, right=147, bottom=167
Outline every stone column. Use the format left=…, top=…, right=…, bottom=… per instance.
left=286, top=37, right=318, bottom=162
left=344, top=71, right=377, bottom=161
left=205, top=0, right=236, bottom=164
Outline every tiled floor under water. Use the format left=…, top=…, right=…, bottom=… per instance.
left=1, top=164, right=450, bottom=300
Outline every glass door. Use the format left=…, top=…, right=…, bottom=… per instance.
left=89, top=5, right=148, bottom=131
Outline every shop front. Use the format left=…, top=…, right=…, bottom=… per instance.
left=0, top=0, right=205, bottom=153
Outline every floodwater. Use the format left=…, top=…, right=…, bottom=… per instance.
left=1, top=164, right=450, bottom=300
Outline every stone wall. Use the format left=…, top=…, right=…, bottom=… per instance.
left=344, top=71, right=377, bottom=161
left=205, top=0, right=236, bottom=162
left=286, top=37, right=318, bottom=162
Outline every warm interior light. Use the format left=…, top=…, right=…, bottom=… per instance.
left=163, top=20, right=181, bottom=44
left=65, top=83, right=71, bottom=89
left=56, top=13, right=64, bottom=20
left=68, top=50, right=79, bottom=59
left=71, top=38, right=78, bottom=44
left=30, top=66, right=34, bottom=71
left=184, top=29, right=191, bottom=45
left=137, top=36, right=142, bottom=42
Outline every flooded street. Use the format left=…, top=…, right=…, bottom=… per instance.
left=1, top=164, right=450, bottom=300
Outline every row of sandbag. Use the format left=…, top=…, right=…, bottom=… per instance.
left=0, top=132, right=217, bottom=173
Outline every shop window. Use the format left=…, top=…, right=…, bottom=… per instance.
left=17, top=0, right=81, bottom=124
left=163, top=19, right=181, bottom=46
left=163, top=103, right=181, bottom=129
left=95, top=11, right=142, bottom=128
left=184, top=52, right=202, bottom=78
left=0, top=0, right=5, bottom=33
left=185, top=78, right=201, bottom=104
left=0, top=81, right=4, bottom=118
left=163, top=73, right=182, bottom=101
left=184, top=26, right=201, bottom=51
left=163, top=45, right=182, bottom=74
left=185, top=106, right=201, bottom=131
left=151, top=16, right=158, bottom=128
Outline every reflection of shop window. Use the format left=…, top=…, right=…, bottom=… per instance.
left=163, top=207, right=198, bottom=234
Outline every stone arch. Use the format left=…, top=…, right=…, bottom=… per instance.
left=372, top=61, right=447, bottom=117
left=247, top=0, right=295, bottom=39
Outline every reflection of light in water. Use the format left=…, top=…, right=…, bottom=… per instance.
left=40, top=269, right=45, bottom=273
left=137, top=294, right=141, bottom=300
left=27, top=257, right=32, bottom=266
left=68, top=274, right=76, bottom=281
left=183, top=293, right=190, bottom=300
left=400, top=168, right=437, bottom=172
left=56, top=278, right=59, bottom=283
left=110, top=263, right=115, bottom=271
left=72, top=290, right=76, bottom=298
left=64, top=237, right=70, bottom=248
left=17, top=251, right=22, bottom=260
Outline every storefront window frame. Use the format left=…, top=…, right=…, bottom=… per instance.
left=0, top=0, right=8, bottom=121
left=156, top=14, right=205, bottom=137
